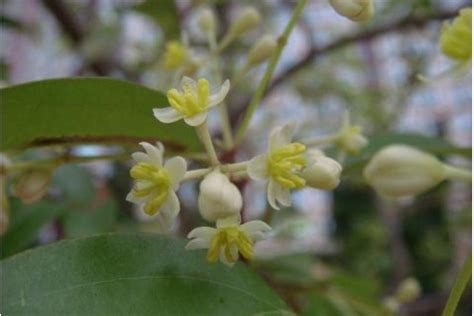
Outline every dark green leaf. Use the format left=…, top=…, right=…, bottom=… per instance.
left=301, top=291, right=345, bottom=316
left=1, top=233, right=291, bottom=315
left=0, top=199, right=65, bottom=258
left=0, top=78, right=200, bottom=151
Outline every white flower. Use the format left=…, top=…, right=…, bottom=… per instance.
left=247, top=124, right=307, bottom=210
left=153, top=77, right=230, bottom=127
left=126, top=142, right=187, bottom=227
left=335, top=111, right=368, bottom=154
left=198, top=170, right=243, bottom=222
left=363, top=144, right=446, bottom=198
left=186, top=215, right=271, bottom=266
left=302, top=149, right=342, bottom=190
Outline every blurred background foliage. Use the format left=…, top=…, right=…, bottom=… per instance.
left=0, top=0, right=471, bottom=315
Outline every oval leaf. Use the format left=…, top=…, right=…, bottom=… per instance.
left=0, top=78, right=200, bottom=151
left=1, top=233, right=291, bottom=315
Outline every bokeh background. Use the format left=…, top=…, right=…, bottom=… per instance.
left=0, top=0, right=471, bottom=315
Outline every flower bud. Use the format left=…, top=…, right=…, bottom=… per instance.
left=198, top=170, right=243, bottom=222
left=439, top=8, right=472, bottom=61
left=302, top=150, right=342, bottom=190
left=247, top=35, right=277, bottom=66
left=198, top=8, right=216, bottom=34
left=329, top=0, right=374, bottom=22
left=363, top=145, right=446, bottom=198
left=12, top=168, right=52, bottom=204
left=228, top=7, right=261, bottom=38
left=336, top=125, right=368, bottom=154
left=395, top=277, right=421, bottom=303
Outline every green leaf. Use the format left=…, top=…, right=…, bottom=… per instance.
left=134, top=0, right=180, bottom=39
left=344, top=132, right=471, bottom=174
left=62, top=199, right=118, bottom=238
left=1, top=233, right=291, bottom=315
left=0, top=199, right=66, bottom=258
left=0, top=78, right=200, bottom=151
left=301, top=291, right=345, bottom=316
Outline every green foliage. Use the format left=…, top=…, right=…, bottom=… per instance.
left=1, top=233, right=291, bottom=315
left=0, top=199, right=66, bottom=258
left=62, top=199, right=119, bottom=238
left=0, top=78, right=200, bottom=152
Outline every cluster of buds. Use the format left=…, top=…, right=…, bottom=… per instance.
left=160, top=6, right=276, bottom=87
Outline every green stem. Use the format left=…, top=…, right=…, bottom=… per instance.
left=444, top=165, right=472, bottom=182
left=195, top=122, right=220, bottom=166
left=182, top=161, right=249, bottom=181
left=302, top=133, right=340, bottom=147
left=442, top=255, right=472, bottom=316
left=234, top=0, right=308, bottom=144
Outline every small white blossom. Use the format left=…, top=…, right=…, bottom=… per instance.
left=335, top=111, right=368, bottom=154
left=153, top=77, right=230, bottom=127
left=186, top=215, right=271, bottom=266
left=247, top=124, right=306, bottom=210
left=126, top=142, right=187, bottom=227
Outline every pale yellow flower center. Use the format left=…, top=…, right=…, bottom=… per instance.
left=207, top=226, right=253, bottom=263
left=166, top=79, right=210, bottom=116
left=130, top=162, right=170, bottom=215
left=267, top=143, right=306, bottom=188
left=440, top=8, right=472, bottom=61
left=163, top=41, right=187, bottom=69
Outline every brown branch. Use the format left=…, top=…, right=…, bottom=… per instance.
left=41, top=0, right=135, bottom=77
left=231, top=7, right=463, bottom=128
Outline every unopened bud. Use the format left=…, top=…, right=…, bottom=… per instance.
left=302, top=150, right=342, bottom=190
left=382, top=296, right=400, bottom=313
left=363, top=145, right=446, bottom=198
left=336, top=126, right=368, bottom=154
left=440, top=8, right=472, bottom=61
left=395, top=277, right=421, bottom=303
left=329, top=0, right=374, bottom=22
left=229, top=7, right=261, bottom=38
left=198, top=8, right=216, bottom=34
left=247, top=35, right=277, bottom=66
left=198, top=170, right=243, bottom=222
left=12, top=168, right=52, bottom=204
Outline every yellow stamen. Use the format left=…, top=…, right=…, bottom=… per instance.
left=166, top=78, right=211, bottom=117
left=440, top=8, right=472, bottom=61
left=206, top=226, right=254, bottom=264
left=129, top=162, right=171, bottom=215
left=163, top=41, right=187, bottom=69
left=268, top=143, right=307, bottom=188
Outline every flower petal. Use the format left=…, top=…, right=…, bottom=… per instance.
left=247, top=154, right=268, bottom=180
left=208, top=79, right=230, bottom=107
left=241, top=220, right=272, bottom=242
left=269, top=123, right=294, bottom=151
left=164, top=156, right=187, bottom=189
left=184, top=112, right=208, bottom=126
left=187, top=226, right=216, bottom=239
left=160, top=190, right=180, bottom=220
left=267, top=179, right=279, bottom=210
left=131, top=152, right=151, bottom=164
left=126, top=191, right=147, bottom=204
left=139, top=142, right=163, bottom=166
left=153, top=107, right=185, bottom=123
left=185, top=238, right=210, bottom=250
left=274, top=181, right=291, bottom=207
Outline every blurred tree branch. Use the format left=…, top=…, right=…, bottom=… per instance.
left=232, top=6, right=464, bottom=129
left=41, top=0, right=135, bottom=78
